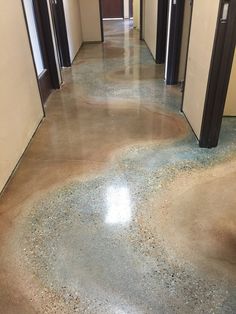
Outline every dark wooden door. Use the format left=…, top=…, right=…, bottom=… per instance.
left=101, top=0, right=124, bottom=18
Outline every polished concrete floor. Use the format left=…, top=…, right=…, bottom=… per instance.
left=1, top=20, right=236, bottom=314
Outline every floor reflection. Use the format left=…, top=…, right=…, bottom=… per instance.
left=105, top=185, right=132, bottom=225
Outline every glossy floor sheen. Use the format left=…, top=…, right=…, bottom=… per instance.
left=1, top=20, right=236, bottom=314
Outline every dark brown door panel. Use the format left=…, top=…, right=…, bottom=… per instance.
left=101, top=0, right=124, bottom=18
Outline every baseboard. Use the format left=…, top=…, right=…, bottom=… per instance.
left=0, top=117, right=44, bottom=197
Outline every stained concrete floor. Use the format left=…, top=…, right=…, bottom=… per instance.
left=1, top=20, right=236, bottom=314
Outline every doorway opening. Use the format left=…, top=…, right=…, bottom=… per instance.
left=165, top=0, right=193, bottom=86
left=22, top=0, right=72, bottom=105
left=140, top=0, right=192, bottom=81
left=23, top=0, right=54, bottom=104
left=22, top=0, right=62, bottom=104
left=100, top=0, right=139, bottom=40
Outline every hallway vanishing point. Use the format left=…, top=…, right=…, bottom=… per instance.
left=1, top=20, right=236, bottom=313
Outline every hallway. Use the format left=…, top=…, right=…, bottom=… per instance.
left=0, top=20, right=236, bottom=313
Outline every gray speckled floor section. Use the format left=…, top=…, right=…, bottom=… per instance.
left=18, top=119, right=236, bottom=313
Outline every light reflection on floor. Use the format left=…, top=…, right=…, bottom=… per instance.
left=105, top=186, right=132, bottom=225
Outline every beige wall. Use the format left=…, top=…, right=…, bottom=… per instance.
left=143, top=0, right=158, bottom=59
left=182, top=0, right=220, bottom=138
left=79, top=0, right=102, bottom=42
left=63, top=0, right=83, bottom=62
left=224, top=49, right=236, bottom=116
left=178, top=0, right=192, bottom=82
left=0, top=2, right=43, bottom=192
left=133, top=0, right=140, bottom=29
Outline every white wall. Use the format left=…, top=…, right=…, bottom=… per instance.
left=124, top=0, right=129, bottom=18
left=182, top=0, right=220, bottom=138
left=63, top=0, right=83, bottom=62
left=0, top=1, right=44, bottom=192
left=143, top=0, right=158, bottom=59
left=79, top=0, right=102, bottom=42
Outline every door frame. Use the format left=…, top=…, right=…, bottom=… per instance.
left=33, top=0, right=60, bottom=89
left=21, top=0, right=60, bottom=103
left=22, top=0, right=61, bottom=104
left=21, top=0, right=45, bottom=114
left=99, top=0, right=104, bottom=42
left=156, top=0, right=168, bottom=64
left=99, top=0, right=125, bottom=41
left=181, top=0, right=194, bottom=109
left=49, top=0, right=71, bottom=67
left=199, top=0, right=236, bottom=148
left=140, top=0, right=143, bottom=40
left=165, top=0, right=185, bottom=85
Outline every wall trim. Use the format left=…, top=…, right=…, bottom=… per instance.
left=0, top=117, right=44, bottom=196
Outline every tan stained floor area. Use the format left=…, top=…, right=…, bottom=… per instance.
left=0, top=20, right=236, bottom=314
